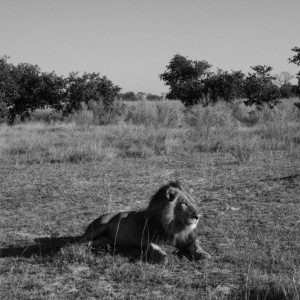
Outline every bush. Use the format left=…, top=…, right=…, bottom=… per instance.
left=225, top=135, right=258, bottom=163
left=279, top=83, right=294, bottom=98
left=31, top=109, right=63, bottom=123
left=103, top=125, right=169, bottom=157
left=231, top=102, right=260, bottom=127
left=146, top=93, right=162, bottom=101
left=184, top=103, right=239, bottom=153
left=124, top=100, right=184, bottom=127
left=118, top=91, right=137, bottom=101
left=72, top=103, right=94, bottom=130
left=71, top=99, right=125, bottom=128
left=253, top=103, right=300, bottom=150
left=87, top=99, right=125, bottom=125
left=185, top=102, right=237, bottom=132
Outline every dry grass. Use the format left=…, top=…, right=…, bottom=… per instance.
left=0, top=99, right=300, bottom=299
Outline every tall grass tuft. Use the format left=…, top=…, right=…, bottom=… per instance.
left=255, top=103, right=300, bottom=151
left=71, top=100, right=125, bottom=128
left=1, top=123, right=108, bottom=164
left=225, top=135, right=258, bottom=163
left=184, top=103, right=238, bottom=152
left=230, top=101, right=260, bottom=127
left=123, top=100, right=184, bottom=127
left=103, top=125, right=169, bottom=158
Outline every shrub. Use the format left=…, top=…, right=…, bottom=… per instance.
left=185, top=102, right=237, bottom=132
left=118, top=91, right=137, bottom=101
left=225, top=135, right=258, bottom=163
left=71, top=99, right=125, bottom=128
left=72, top=103, right=94, bottom=130
left=123, top=100, right=156, bottom=126
left=31, top=108, right=63, bottom=123
left=231, top=102, right=260, bottom=127
left=254, top=103, right=300, bottom=150
left=124, top=100, right=184, bottom=127
left=184, top=103, right=239, bottom=153
left=88, top=99, right=125, bottom=125
left=102, top=125, right=169, bottom=158
left=146, top=93, right=162, bottom=101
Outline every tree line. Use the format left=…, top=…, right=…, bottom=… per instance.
left=0, top=56, right=121, bottom=124
left=118, top=91, right=163, bottom=101
left=159, top=47, right=300, bottom=110
left=0, top=47, right=300, bottom=124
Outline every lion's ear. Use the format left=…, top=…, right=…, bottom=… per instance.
left=166, top=187, right=178, bottom=202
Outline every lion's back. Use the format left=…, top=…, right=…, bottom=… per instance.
left=85, top=211, right=119, bottom=231
left=106, top=211, right=149, bottom=246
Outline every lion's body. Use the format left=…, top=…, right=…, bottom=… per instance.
left=83, top=211, right=149, bottom=248
left=81, top=181, right=211, bottom=261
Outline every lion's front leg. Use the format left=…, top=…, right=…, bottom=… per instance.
left=179, top=238, right=211, bottom=260
left=147, top=243, right=168, bottom=263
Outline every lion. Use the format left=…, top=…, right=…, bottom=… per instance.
left=80, top=181, right=211, bottom=262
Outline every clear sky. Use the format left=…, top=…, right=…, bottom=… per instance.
left=0, top=0, right=299, bottom=94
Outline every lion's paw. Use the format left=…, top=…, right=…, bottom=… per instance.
left=194, top=250, right=211, bottom=260
left=151, top=251, right=168, bottom=264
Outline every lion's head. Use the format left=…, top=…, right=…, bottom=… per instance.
left=146, top=181, right=201, bottom=239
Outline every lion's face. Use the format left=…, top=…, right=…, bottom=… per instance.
left=146, top=182, right=201, bottom=235
left=167, top=187, right=200, bottom=230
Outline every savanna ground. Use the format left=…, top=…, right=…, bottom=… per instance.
left=0, top=99, right=300, bottom=299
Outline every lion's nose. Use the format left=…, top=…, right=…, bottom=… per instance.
left=194, top=213, right=202, bottom=220
left=192, top=214, right=199, bottom=220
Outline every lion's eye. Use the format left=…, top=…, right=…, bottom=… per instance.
left=182, top=202, right=188, bottom=207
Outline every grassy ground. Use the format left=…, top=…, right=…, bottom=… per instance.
left=0, top=100, right=300, bottom=299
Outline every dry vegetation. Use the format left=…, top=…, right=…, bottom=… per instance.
left=0, top=99, right=300, bottom=299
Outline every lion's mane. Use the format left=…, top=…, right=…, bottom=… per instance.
left=143, top=181, right=197, bottom=246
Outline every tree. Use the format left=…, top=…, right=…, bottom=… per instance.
left=0, top=56, right=122, bottom=123
left=274, top=71, right=294, bottom=98
left=288, top=47, right=300, bottom=98
left=159, top=54, right=211, bottom=106
left=274, top=71, right=294, bottom=86
left=288, top=47, right=300, bottom=66
left=279, top=83, right=294, bottom=98
left=136, top=92, right=146, bottom=101
left=146, top=93, right=162, bottom=101
left=0, top=56, right=67, bottom=124
left=0, top=56, right=18, bottom=122
left=119, top=91, right=137, bottom=101
left=203, top=69, right=245, bottom=103
left=63, top=72, right=121, bottom=115
left=6, top=62, right=45, bottom=123
left=243, top=65, right=280, bottom=110
left=39, top=71, right=66, bottom=111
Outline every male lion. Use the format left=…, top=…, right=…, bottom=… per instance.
left=80, top=181, right=211, bottom=262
